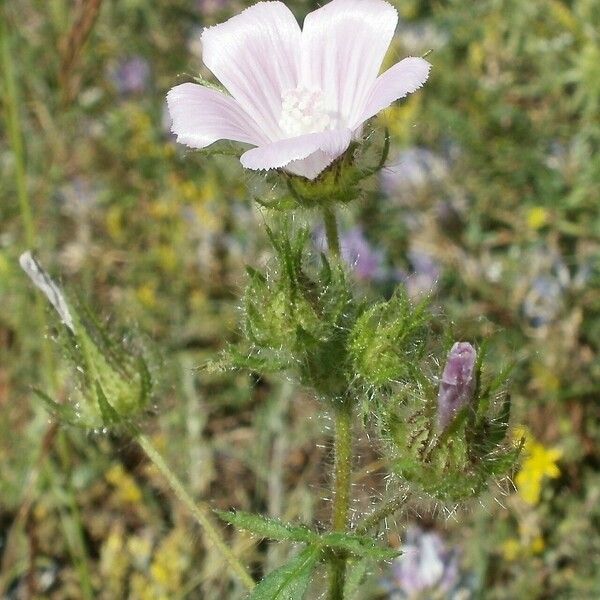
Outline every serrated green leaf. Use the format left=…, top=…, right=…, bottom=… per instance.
left=320, top=533, right=400, bottom=561
left=248, top=547, right=319, bottom=600
left=344, top=558, right=371, bottom=599
left=217, top=510, right=313, bottom=544
left=218, top=511, right=398, bottom=561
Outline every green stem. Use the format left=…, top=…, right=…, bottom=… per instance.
left=1, top=13, right=35, bottom=248
left=51, top=468, right=95, bottom=599
left=328, top=557, right=347, bottom=600
left=136, top=432, right=255, bottom=591
left=355, top=494, right=405, bottom=535
left=328, top=402, right=352, bottom=600
left=1, top=9, right=57, bottom=389
left=322, top=207, right=352, bottom=600
left=323, top=207, right=341, bottom=258
left=331, top=402, right=352, bottom=533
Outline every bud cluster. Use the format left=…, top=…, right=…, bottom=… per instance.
left=217, top=225, right=355, bottom=399
left=208, top=225, right=520, bottom=500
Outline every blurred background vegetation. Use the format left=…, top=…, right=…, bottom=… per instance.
left=0, top=0, right=598, bottom=598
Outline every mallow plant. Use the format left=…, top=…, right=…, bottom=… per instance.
left=21, top=1, right=521, bottom=598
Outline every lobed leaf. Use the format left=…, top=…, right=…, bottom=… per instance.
left=247, top=547, right=319, bottom=600
left=218, top=511, right=398, bottom=560
left=217, top=510, right=313, bottom=544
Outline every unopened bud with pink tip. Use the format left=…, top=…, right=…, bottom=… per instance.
left=437, top=342, right=477, bottom=430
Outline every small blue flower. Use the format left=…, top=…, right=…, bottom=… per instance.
left=383, top=526, right=465, bottom=599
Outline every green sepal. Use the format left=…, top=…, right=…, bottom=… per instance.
left=256, top=128, right=390, bottom=210
left=231, top=223, right=356, bottom=398
left=349, top=290, right=430, bottom=387
left=33, top=389, right=80, bottom=426
left=95, top=381, right=121, bottom=426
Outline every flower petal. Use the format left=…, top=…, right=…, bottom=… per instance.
left=166, top=83, right=266, bottom=148
left=301, top=0, right=398, bottom=129
left=240, top=129, right=352, bottom=178
left=286, top=151, right=338, bottom=180
left=201, top=1, right=301, bottom=142
left=359, top=57, right=431, bottom=123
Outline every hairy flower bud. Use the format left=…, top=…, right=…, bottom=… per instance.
left=20, top=251, right=152, bottom=429
left=437, top=342, right=477, bottom=430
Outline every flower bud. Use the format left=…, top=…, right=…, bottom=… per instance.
left=20, top=251, right=152, bottom=429
left=437, top=342, right=477, bottom=430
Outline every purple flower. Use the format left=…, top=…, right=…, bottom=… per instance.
left=315, top=226, right=385, bottom=281
left=111, top=56, right=150, bottom=95
left=437, top=342, right=477, bottom=430
left=167, top=0, right=431, bottom=180
left=385, top=526, right=460, bottom=599
left=341, top=228, right=386, bottom=281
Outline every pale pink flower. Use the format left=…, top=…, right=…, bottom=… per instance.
left=167, top=0, right=431, bottom=180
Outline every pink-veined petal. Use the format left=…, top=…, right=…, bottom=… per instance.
left=300, top=0, right=398, bottom=129
left=359, top=57, right=431, bottom=124
left=240, top=129, right=352, bottom=178
left=286, top=151, right=339, bottom=180
left=166, top=83, right=266, bottom=148
left=201, top=1, right=301, bottom=142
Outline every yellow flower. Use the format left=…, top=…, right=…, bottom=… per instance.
left=501, top=538, right=521, bottom=561
left=106, top=463, right=143, bottom=504
left=106, top=205, right=124, bottom=241
left=526, top=207, right=549, bottom=230
left=531, top=362, right=560, bottom=393
left=157, top=244, right=178, bottom=273
left=514, top=427, right=562, bottom=505
left=137, top=283, right=157, bottom=308
left=530, top=535, right=545, bottom=554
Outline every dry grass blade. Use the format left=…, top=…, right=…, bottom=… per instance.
left=59, top=0, right=103, bottom=105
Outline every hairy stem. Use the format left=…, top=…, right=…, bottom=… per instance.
left=331, top=402, right=353, bottom=532
left=328, top=401, right=353, bottom=600
left=322, top=207, right=352, bottom=600
left=323, top=206, right=341, bottom=258
left=136, top=432, right=255, bottom=591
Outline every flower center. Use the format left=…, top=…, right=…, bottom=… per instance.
left=279, top=87, right=333, bottom=137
